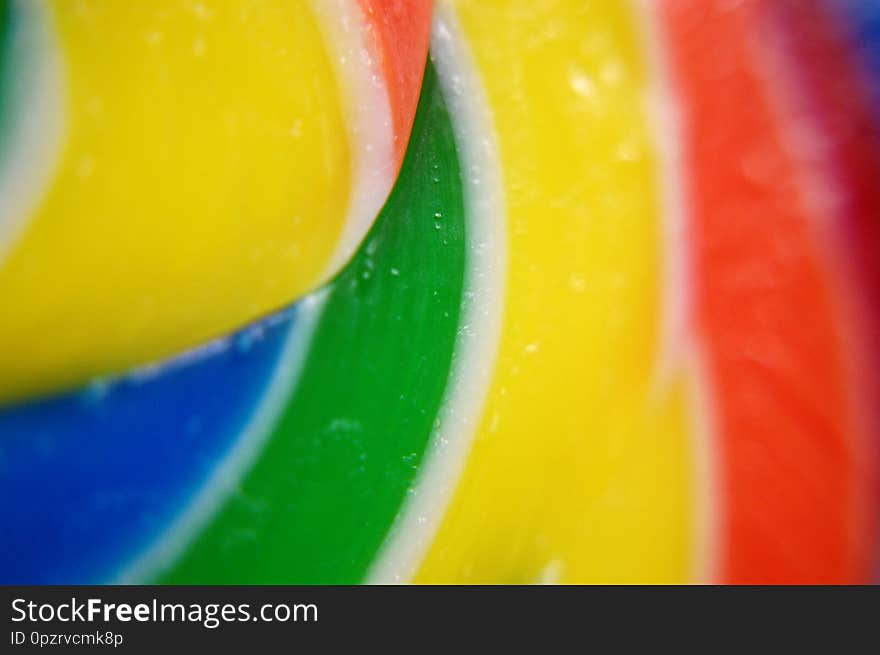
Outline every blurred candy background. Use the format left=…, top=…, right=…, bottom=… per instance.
left=0, top=0, right=878, bottom=584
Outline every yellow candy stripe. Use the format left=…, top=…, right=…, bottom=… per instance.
left=0, top=1, right=391, bottom=402
left=414, top=0, right=698, bottom=583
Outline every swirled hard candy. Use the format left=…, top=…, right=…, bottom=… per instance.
left=0, top=0, right=878, bottom=584
left=0, top=0, right=431, bottom=401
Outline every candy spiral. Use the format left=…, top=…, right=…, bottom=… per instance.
left=0, top=0, right=878, bottom=584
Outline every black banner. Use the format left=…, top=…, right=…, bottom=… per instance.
left=1, top=585, right=876, bottom=651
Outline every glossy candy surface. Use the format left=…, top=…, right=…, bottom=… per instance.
left=1, top=0, right=878, bottom=584
left=0, top=0, right=430, bottom=401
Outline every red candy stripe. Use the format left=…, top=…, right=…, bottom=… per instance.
left=358, top=0, right=433, bottom=168
left=761, top=0, right=880, bottom=583
left=661, top=0, right=874, bottom=582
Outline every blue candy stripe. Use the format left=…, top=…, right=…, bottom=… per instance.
left=0, top=307, right=306, bottom=584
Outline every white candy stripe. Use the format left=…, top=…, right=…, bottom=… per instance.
left=367, top=3, right=508, bottom=584
left=636, top=0, right=718, bottom=583
left=0, top=0, right=64, bottom=265
left=310, top=0, right=397, bottom=282
left=115, top=293, right=327, bottom=584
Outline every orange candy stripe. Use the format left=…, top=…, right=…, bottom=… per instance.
left=763, top=0, right=880, bottom=581
left=661, top=0, right=872, bottom=582
left=358, top=0, right=433, bottom=167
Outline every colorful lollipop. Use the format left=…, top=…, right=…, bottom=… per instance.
left=0, top=0, right=877, bottom=584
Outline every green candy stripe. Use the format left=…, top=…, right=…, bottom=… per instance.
left=0, top=0, right=10, bottom=152
left=159, top=62, right=467, bottom=584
